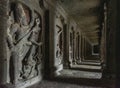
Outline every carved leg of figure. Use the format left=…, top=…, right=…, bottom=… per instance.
left=27, top=60, right=36, bottom=78
left=34, top=53, right=42, bottom=76
left=54, top=64, right=63, bottom=76
left=35, top=64, right=40, bottom=76
left=21, top=64, right=33, bottom=79
left=69, top=57, right=73, bottom=67
left=21, top=59, right=36, bottom=79
left=10, top=51, right=19, bottom=84
left=72, top=58, right=77, bottom=65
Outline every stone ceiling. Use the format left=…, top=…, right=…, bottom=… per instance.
left=57, top=0, right=104, bottom=44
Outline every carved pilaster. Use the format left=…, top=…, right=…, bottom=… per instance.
left=53, top=12, right=65, bottom=76
left=0, top=0, right=8, bottom=84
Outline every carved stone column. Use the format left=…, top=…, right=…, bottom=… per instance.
left=80, top=35, right=83, bottom=62
left=84, top=38, right=86, bottom=59
left=72, top=31, right=76, bottom=64
left=0, top=0, right=8, bottom=84
left=63, top=23, right=69, bottom=68
left=75, top=33, right=79, bottom=63
left=79, top=34, right=82, bottom=62
left=100, top=3, right=107, bottom=67
left=81, top=36, right=85, bottom=61
left=53, top=12, right=65, bottom=76
left=69, top=28, right=74, bottom=67
left=103, top=0, right=116, bottom=79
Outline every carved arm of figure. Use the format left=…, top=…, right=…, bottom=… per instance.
left=29, top=11, right=35, bottom=28
left=7, top=12, right=15, bottom=49
left=30, top=40, right=43, bottom=46
left=25, top=41, right=32, bottom=46
left=25, top=40, right=43, bottom=46
left=26, top=36, right=43, bottom=46
left=7, top=34, right=14, bottom=49
left=33, top=53, right=42, bottom=64
left=28, top=30, right=43, bottom=46
left=57, top=27, right=63, bottom=36
left=7, top=23, right=20, bottom=49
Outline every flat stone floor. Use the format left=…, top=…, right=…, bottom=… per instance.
left=59, top=69, right=102, bottom=79
left=27, top=80, right=104, bottom=88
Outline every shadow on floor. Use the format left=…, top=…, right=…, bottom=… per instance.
left=27, top=77, right=115, bottom=88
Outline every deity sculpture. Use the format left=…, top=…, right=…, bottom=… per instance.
left=7, top=2, right=35, bottom=83
left=20, top=15, right=42, bottom=79
left=56, top=26, right=63, bottom=65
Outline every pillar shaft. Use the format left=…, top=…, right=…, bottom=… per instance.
left=0, top=0, right=8, bottom=84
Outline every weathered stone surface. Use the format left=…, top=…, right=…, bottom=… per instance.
left=0, top=0, right=9, bottom=84
left=0, top=0, right=44, bottom=88
left=0, top=0, right=117, bottom=88
left=27, top=80, right=103, bottom=88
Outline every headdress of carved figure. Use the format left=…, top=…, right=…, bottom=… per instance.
left=36, top=18, right=40, bottom=25
left=15, top=3, right=28, bottom=26
left=34, top=12, right=41, bottom=26
left=8, top=11, right=14, bottom=27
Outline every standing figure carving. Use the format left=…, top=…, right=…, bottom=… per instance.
left=7, top=3, right=35, bottom=83
left=69, top=45, right=73, bottom=66
left=56, top=26, right=63, bottom=65
left=69, top=33, right=73, bottom=66
left=21, top=15, right=42, bottom=79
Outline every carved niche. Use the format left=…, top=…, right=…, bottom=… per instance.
left=7, top=2, right=43, bottom=84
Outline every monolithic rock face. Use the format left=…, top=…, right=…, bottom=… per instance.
left=0, top=0, right=115, bottom=88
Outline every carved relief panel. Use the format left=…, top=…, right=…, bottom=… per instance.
left=55, top=25, right=63, bottom=65
left=69, top=31, right=81, bottom=66
left=69, top=28, right=74, bottom=66
left=6, top=1, right=44, bottom=87
left=54, top=13, right=65, bottom=75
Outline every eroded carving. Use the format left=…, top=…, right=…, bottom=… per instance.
left=7, top=2, right=43, bottom=83
left=69, top=32, right=73, bottom=66
left=21, top=15, right=42, bottom=79
left=56, top=25, right=63, bottom=65
left=69, top=29, right=76, bottom=66
left=75, top=34, right=80, bottom=63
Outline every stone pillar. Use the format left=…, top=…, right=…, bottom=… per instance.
left=100, top=3, right=107, bottom=65
left=44, top=1, right=56, bottom=77
left=78, top=34, right=80, bottom=62
left=83, top=37, right=85, bottom=60
left=79, top=34, right=82, bottom=62
left=81, top=36, right=84, bottom=61
left=75, top=34, right=77, bottom=63
left=72, top=31, right=76, bottom=64
left=75, top=33, right=79, bottom=62
left=63, top=23, right=69, bottom=68
left=117, top=0, right=120, bottom=85
left=0, top=0, right=8, bottom=84
left=103, top=0, right=117, bottom=79
left=84, top=38, right=86, bottom=59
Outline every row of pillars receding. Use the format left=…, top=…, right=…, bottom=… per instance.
left=69, top=30, right=94, bottom=65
